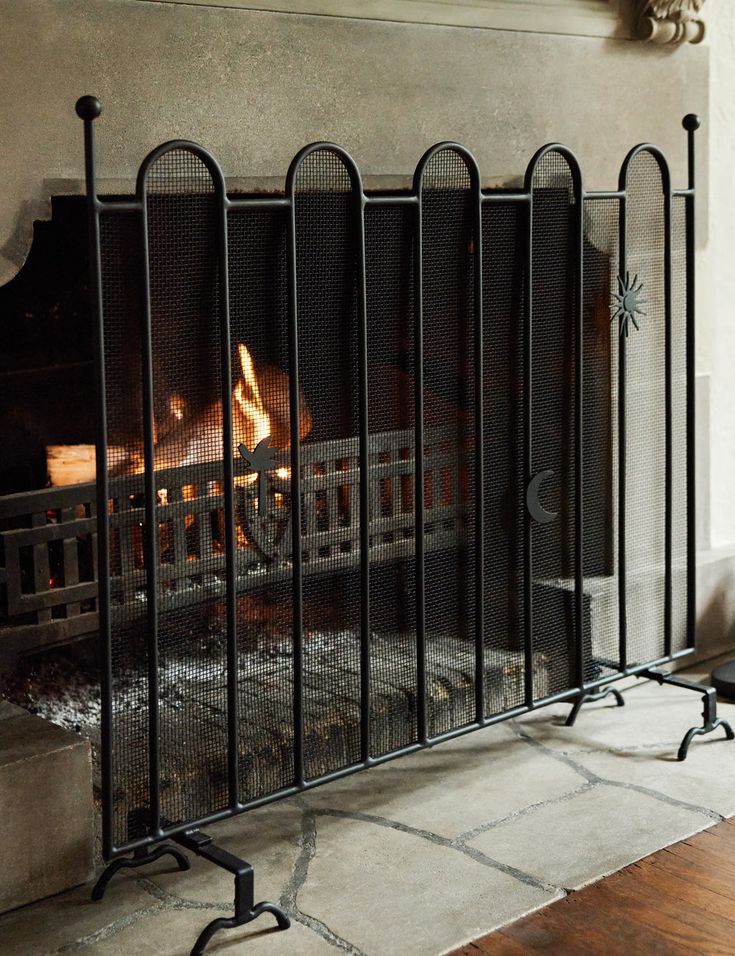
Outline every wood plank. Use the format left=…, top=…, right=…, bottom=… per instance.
left=592, top=870, right=735, bottom=955
left=607, top=856, right=735, bottom=926
left=691, top=824, right=735, bottom=851
left=454, top=819, right=735, bottom=956
left=467, top=930, right=531, bottom=955
left=649, top=847, right=735, bottom=903
left=500, top=890, right=691, bottom=956
left=665, top=835, right=735, bottom=881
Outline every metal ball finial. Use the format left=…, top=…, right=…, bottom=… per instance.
left=682, top=114, right=701, bottom=132
left=75, top=96, right=102, bottom=121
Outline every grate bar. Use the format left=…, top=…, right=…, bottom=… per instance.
left=572, top=158, right=585, bottom=693
left=414, top=153, right=427, bottom=746
left=522, top=158, right=535, bottom=707
left=139, top=154, right=162, bottom=837
left=214, top=163, right=240, bottom=809
left=684, top=116, right=699, bottom=649
left=617, top=177, right=628, bottom=671
left=354, top=167, right=372, bottom=763
left=286, top=149, right=306, bottom=787
left=663, top=168, right=673, bottom=659
left=468, top=153, right=485, bottom=723
left=76, top=96, right=115, bottom=858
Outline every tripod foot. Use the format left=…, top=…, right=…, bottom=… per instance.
left=565, top=686, right=625, bottom=727
left=678, top=717, right=735, bottom=761
left=173, top=829, right=290, bottom=955
left=191, top=902, right=290, bottom=956
left=92, top=843, right=191, bottom=902
left=641, top=668, right=735, bottom=761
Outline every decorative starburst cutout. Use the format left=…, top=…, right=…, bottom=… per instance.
left=611, top=272, right=647, bottom=337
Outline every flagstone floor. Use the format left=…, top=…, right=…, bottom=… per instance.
left=2, top=655, right=734, bottom=956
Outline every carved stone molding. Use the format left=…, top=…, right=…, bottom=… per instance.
left=636, top=0, right=706, bottom=45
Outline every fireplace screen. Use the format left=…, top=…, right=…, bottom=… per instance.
left=79, top=105, right=697, bottom=860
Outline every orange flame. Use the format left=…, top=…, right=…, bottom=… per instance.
left=234, top=343, right=271, bottom=456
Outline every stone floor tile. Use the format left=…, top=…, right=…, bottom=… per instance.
left=89, top=905, right=323, bottom=956
left=516, top=680, right=735, bottom=756
left=302, top=721, right=582, bottom=838
left=468, top=782, right=709, bottom=891
left=572, top=743, right=735, bottom=818
left=1, top=876, right=153, bottom=956
left=299, top=814, right=559, bottom=955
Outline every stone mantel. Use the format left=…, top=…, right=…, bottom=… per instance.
left=136, top=0, right=630, bottom=39
left=136, top=0, right=707, bottom=44
left=0, top=0, right=709, bottom=288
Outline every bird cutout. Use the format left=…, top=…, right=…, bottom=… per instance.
left=611, top=272, right=647, bottom=337
left=238, top=436, right=278, bottom=517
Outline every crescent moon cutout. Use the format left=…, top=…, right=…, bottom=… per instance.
left=526, top=469, right=557, bottom=525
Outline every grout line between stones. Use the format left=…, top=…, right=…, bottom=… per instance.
left=48, top=903, right=165, bottom=955
left=312, top=806, right=558, bottom=893
left=455, top=782, right=595, bottom=843
left=509, top=719, right=725, bottom=822
left=280, top=798, right=368, bottom=953
left=292, top=910, right=369, bottom=956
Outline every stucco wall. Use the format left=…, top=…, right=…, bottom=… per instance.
left=699, top=4, right=735, bottom=550
left=0, top=0, right=708, bottom=283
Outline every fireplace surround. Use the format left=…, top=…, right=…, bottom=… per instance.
left=2, top=95, right=730, bottom=954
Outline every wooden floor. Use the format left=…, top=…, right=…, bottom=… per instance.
left=454, top=818, right=735, bottom=956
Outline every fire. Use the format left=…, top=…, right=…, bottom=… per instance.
left=234, top=343, right=272, bottom=459
left=104, top=343, right=304, bottom=561
left=234, top=343, right=272, bottom=488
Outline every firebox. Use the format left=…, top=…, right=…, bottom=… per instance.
left=2, top=96, right=732, bottom=955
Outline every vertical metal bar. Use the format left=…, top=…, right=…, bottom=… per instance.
left=663, top=172, right=673, bottom=660
left=574, top=173, right=585, bottom=691
left=684, top=114, right=700, bottom=650
left=617, top=188, right=628, bottom=672
left=356, top=187, right=371, bottom=763
left=76, top=95, right=114, bottom=855
left=472, top=170, right=485, bottom=723
left=216, top=187, right=239, bottom=808
left=140, top=164, right=161, bottom=836
left=523, top=187, right=534, bottom=707
left=287, top=189, right=305, bottom=786
left=414, top=182, right=427, bottom=745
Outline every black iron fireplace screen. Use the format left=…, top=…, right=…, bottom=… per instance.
left=78, top=101, right=698, bottom=862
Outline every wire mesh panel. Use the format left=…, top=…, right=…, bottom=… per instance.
left=226, top=204, right=295, bottom=804
left=419, top=148, right=477, bottom=737
left=481, top=203, right=528, bottom=715
left=580, top=197, right=620, bottom=679
left=144, top=149, right=231, bottom=833
left=81, top=118, right=695, bottom=859
left=529, top=153, right=580, bottom=698
left=291, top=149, right=363, bottom=779
left=98, top=205, right=150, bottom=848
left=623, top=153, right=668, bottom=667
left=365, top=202, right=418, bottom=755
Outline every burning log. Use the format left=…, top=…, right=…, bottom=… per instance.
left=47, top=444, right=96, bottom=487
left=46, top=444, right=135, bottom=487
left=48, top=345, right=312, bottom=486
left=150, top=344, right=311, bottom=473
